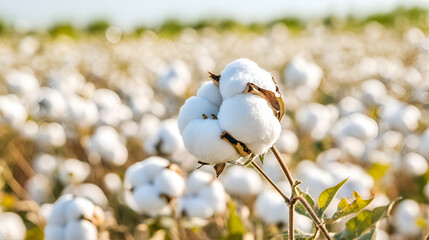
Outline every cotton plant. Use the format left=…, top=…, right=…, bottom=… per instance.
left=44, top=194, right=104, bottom=240
left=0, top=212, right=27, bottom=240
left=179, top=170, right=227, bottom=219
left=143, top=118, right=184, bottom=156
left=124, top=156, right=185, bottom=216
left=85, top=125, right=128, bottom=166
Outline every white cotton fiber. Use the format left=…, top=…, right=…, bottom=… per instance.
left=154, top=169, right=185, bottom=197
left=283, top=56, right=322, bottom=91
left=197, top=81, right=223, bottom=107
left=177, top=96, right=219, bottom=134
left=64, top=220, right=98, bottom=240
left=133, top=185, right=167, bottom=213
left=221, top=166, right=263, bottom=196
left=182, top=119, right=240, bottom=165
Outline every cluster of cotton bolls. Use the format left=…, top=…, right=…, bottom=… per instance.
left=1, top=20, right=429, bottom=240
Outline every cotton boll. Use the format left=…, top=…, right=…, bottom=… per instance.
left=360, top=79, right=387, bottom=106
left=67, top=95, right=99, bottom=128
left=47, top=194, right=74, bottom=226
left=92, top=88, right=122, bottom=110
left=332, top=113, right=378, bottom=141
left=125, top=156, right=169, bottom=189
left=295, top=103, right=331, bottom=140
left=65, top=197, right=95, bottom=222
left=183, top=197, right=215, bottom=219
left=338, top=136, right=366, bottom=160
left=92, top=88, right=132, bottom=126
left=139, top=114, right=161, bottom=140
left=4, top=70, right=39, bottom=104
left=283, top=56, right=322, bottom=91
left=87, top=126, right=128, bottom=166
left=39, top=203, right=53, bottom=220
left=19, top=120, right=38, bottom=139
left=144, top=119, right=184, bottom=156
left=0, top=212, right=26, bottom=240
left=197, top=81, right=223, bottom=107
left=380, top=99, right=421, bottom=133
left=104, top=173, right=122, bottom=194
left=199, top=181, right=227, bottom=213
left=36, top=87, right=68, bottom=121
left=177, top=96, right=219, bottom=134
left=44, top=225, right=64, bottom=240
left=316, top=148, right=343, bottom=165
left=157, top=60, right=191, bottom=97
left=297, top=166, right=334, bottom=199
left=64, top=220, right=98, bottom=240
left=133, top=185, right=167, bottom=213
left=33, top=153, right=59, bottom=176
left=63, top=184, right=109, bottom=209
left=119, top=120, right=139, bottom=139
left=295, top=214, right=314, bottom=233
left=218, top=94, right=281, bottom=155
left=402, top=152, right=428, bottom=176
left=275, top=129, right=298, bottom=154
left=183, top=119, right=240, bottom=164
left=219, top=58, right=276, bottom=99
left=48, top=69, right=86, bottom=96
left=255, top=190, right=289, bottom=224
left=36, top=123, right=66, bottom=149
left=184, top=170, right=213, bottom=196
left=154, top=169, right=185, bottom=197
left=338, top=96, right=364, bottom=116
left=0, top=94, right=28, bottom=129
left=394, top=200, right=421, bottom=237
left=25, top=174, right=52, bottom=204
left=221, top=166, right=263, bottom=196
left=380, top=130, right=403, bottom=150
left=58, top=159, right=90, bottom=185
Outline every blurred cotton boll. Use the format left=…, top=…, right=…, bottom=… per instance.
left=4, top=70, right=40, bottom=104
left=0, top=212, right=26, bottom=240
left=144, top=118, right=184, bottom=156
left=36, top=87, right=68, bottom=121
left=58, top=159, right=91, bottom=185
left=62, top=183, right=109, bottom=210
left=255, top=190, right=289, bottom=225
left=275, top=129, right=299, bottom=154
left=67, top=94, right=99, bottom=128
left=157, top=60, right=191, bottom=98
left=36, top=122, right=67, bottom=149
left=359, top=79, right=387, bottom=106
left=394, top=200, right=421, bottom=237
left=104, top=173, right=122, bottom=195
left=402, top=152, right=428, bottom=176
left=332, top=112, right=378, bottom=141
left=86, top=126, right=128, bottom=166
left=124, top=157, right=185, bottom=216
left=296, top=103, right=331, bottom=140
left=338, top=96, right=364, bottom=116
left=221, top=166, right=263, bottom=196
left=0, top=94, right=28, bottom=129
left=418, top=129, right=429, bottom=158
left=45, top=194, right=103, bottom=240
left=92, top=88, right=132, bottom=126
left=25, top=173, right=53, bottom=204
left=379, top=98, right=421, bottom=133
left=283, top=55, right=322, bottom=91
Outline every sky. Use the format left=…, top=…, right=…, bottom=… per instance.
left=0, top=0, right=428, bottom=32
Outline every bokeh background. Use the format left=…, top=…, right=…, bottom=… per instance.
left=1, top=1, right=429, bottom=239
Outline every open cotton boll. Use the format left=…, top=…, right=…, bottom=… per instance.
left=65, top=197, right=95, bottom=222
left=402, top=152, right=428, bottom=176
left=0, top=212, right=26, bottom=240
left=380, top=130, right=403, bottom=150
left=25, top=174, right=52, bottom=204
left=394, top=200, right=421, bottom=237
left=177, top=96, right=219, bottom=134
left=144, top=118, right=184, bottom=156
left=283, top=56, right=322, bottom=91
left=297, top=165, right=334, bottom=199
left=379, top=99, right=421, bottom=133
left=154, top=169, right=185, bottom=197
left=218, top=94, right=281, bottom=155
left=104, top=173, right=122, bottom=195
left=360, top=79, right=387, bottom=106
left=39, top=203, right=53, bottom=220
left=221, top=166, right=263, bottom=196
left=19, top=120, right=38, bottom=139
left=119, top=120, right=139, bottom=139
left=92, top=88, right=133, bottom=126
left=44, top=225, right=64, bottom=240
left=316, top=148, right=343, bottom=165
left=36, top=123, right=66, bottom=149
left=36, top=87, right=68, bottom=121
left=87, top=126, right=128, bottom=166
left=255, top=190, right=289, bottom=225
left=183, top=119, right=240, bottom=165
left=58, top=159, right=90, bottom=185
left=139, top=114, right=161, bottom=140
left=64, top=220, right=98, bottom=240
left=0, top=94, right=28, bottom=129
left=47, top=194, right=74, bottom=226
left=295, top=103, right=331, bottom=140
left=157, top=60, right=191, bottom=97
left=184, top=170, right=213, bottom=196
left=338, top=136, right=366, bottom=160
left=33, top=153, right=59, bottom=176
left=198, top=180, right=227, bottom=213
left=124, top=157, right=169, bottom=189
left=62, top=184, right=109, bottom=209
left=332, top=113, right=378, bottom=141
left=338, top=96, right=364, bottom=116
left=418, top=129, right=429, bottom=158
left=48, top=69, right=86, bottom=96
left=133, top=185, right=167, bottom=213
left=219, top=58, right=276, bottom=99
left=67, top=95, right=99, bottom=128
left=197, top=81, right=223, bottom=107
left=275, top=129, right=298, bottom=154
left=182, top=197, right=214, bottom=219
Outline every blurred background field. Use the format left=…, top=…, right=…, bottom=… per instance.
left=1, top=2, right=429, bottom=240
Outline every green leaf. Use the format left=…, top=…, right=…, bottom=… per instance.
left=316, top=178, right=347, bottom=218
left=282, top=228, right=314, bottom=240
left=294, top=187, right=316, bottom=220
left=357, top=227, right=377, bottom=240
left=325, top=191, right=373, bottom=224
left=225, top=202, right=244, bottom=240
left=333, top=200, right=396, bottom=240
left=259, top=153, right=265, bottom=164
left=26, top=227, right=44, bottom=240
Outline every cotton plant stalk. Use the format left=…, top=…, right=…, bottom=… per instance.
left=178, top=58, right=331, bottom=239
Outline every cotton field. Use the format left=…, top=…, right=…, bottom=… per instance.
left=1, top=12, right=429, bottom=239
